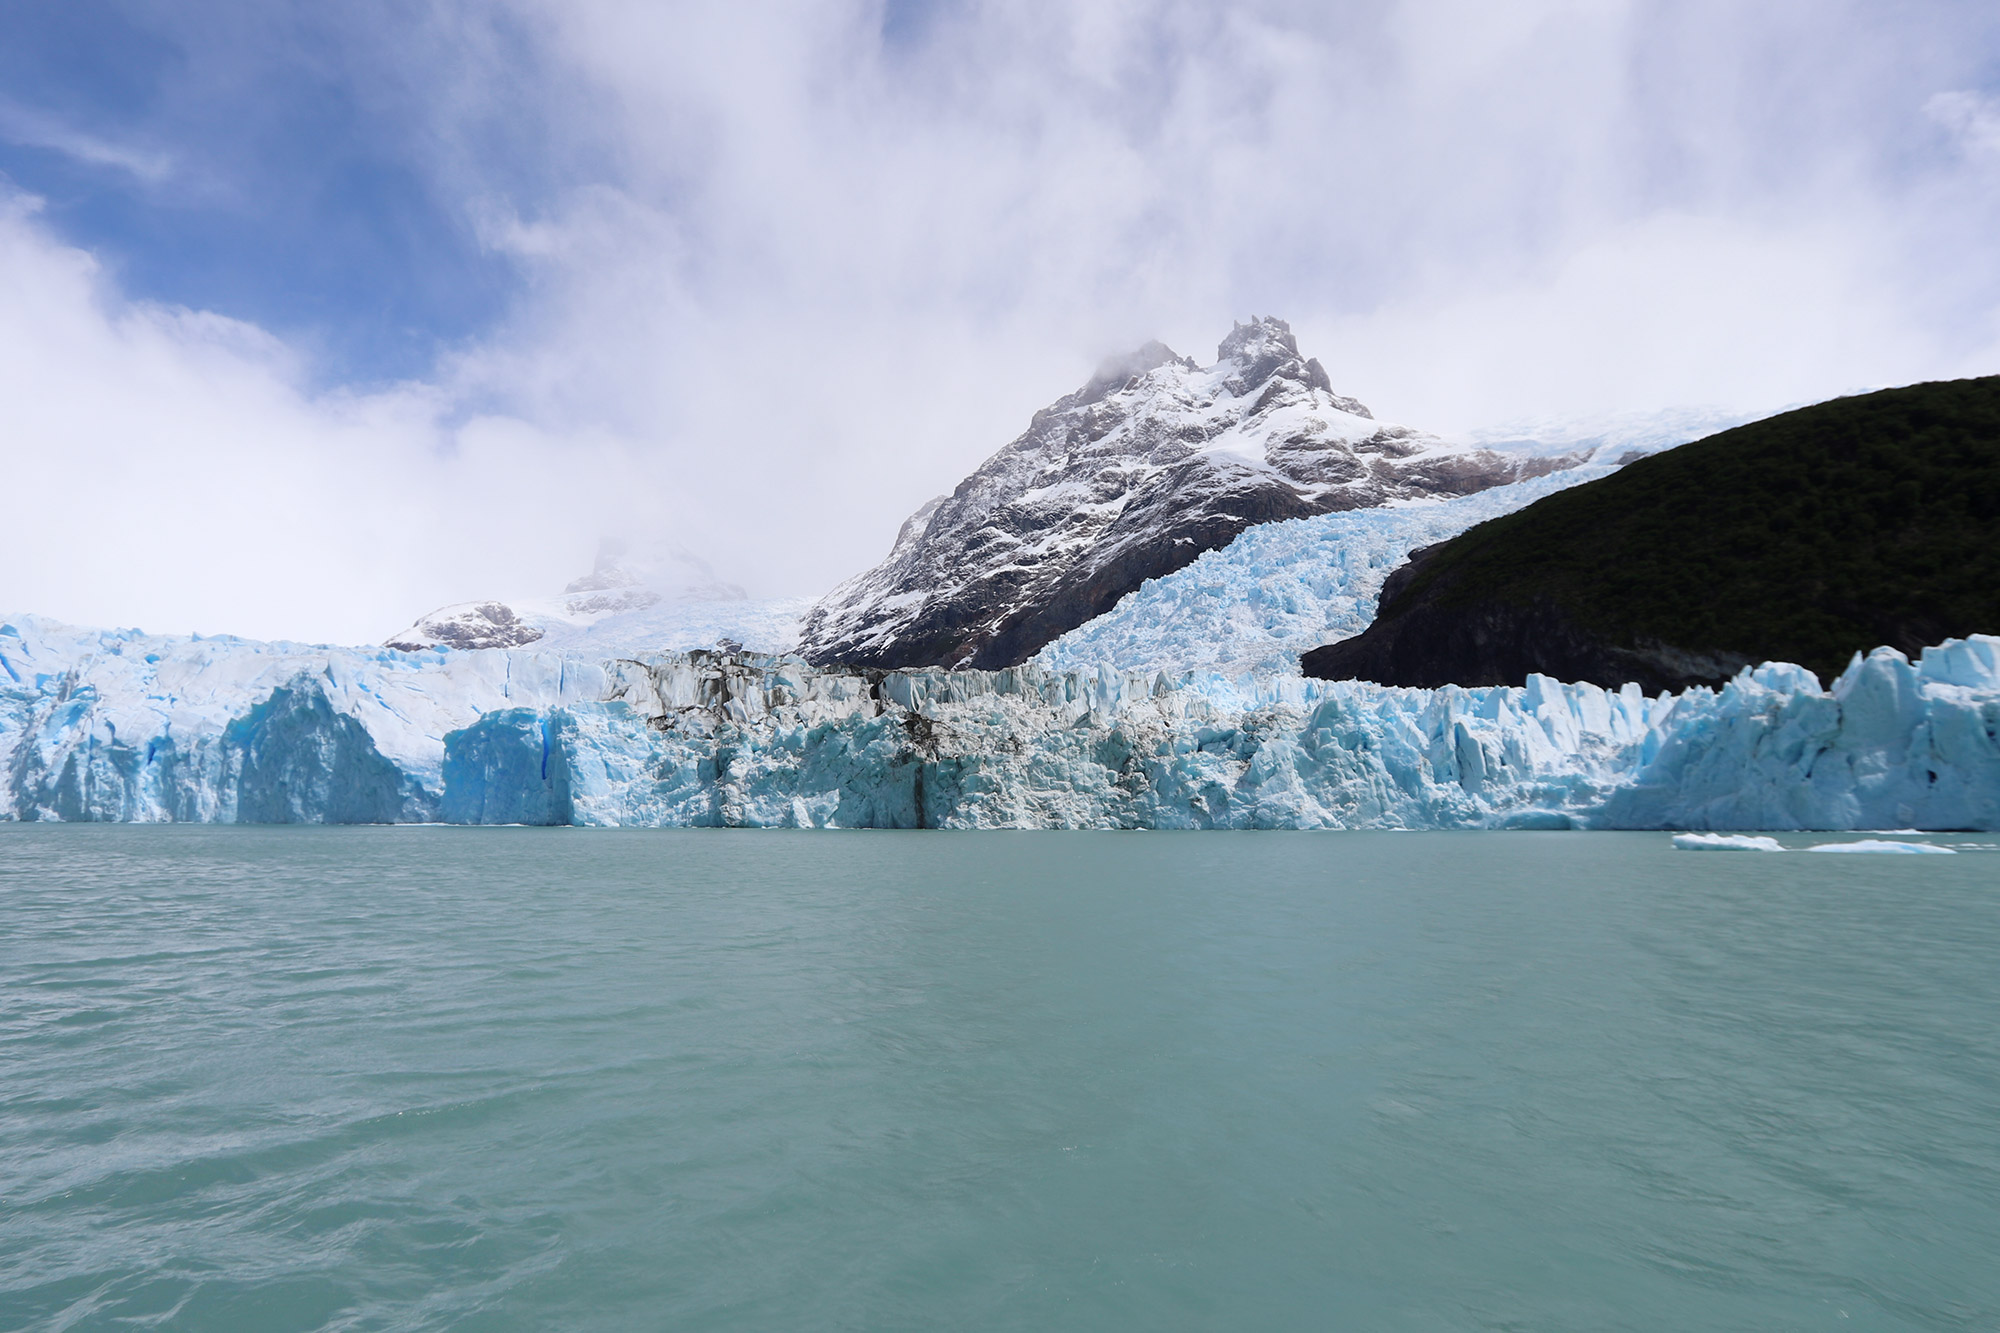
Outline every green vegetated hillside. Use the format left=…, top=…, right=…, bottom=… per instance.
left=1302, top=375, right=2000, bottom=691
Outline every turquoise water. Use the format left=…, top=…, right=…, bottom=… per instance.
left=2, top=828, right=1996, bottom=1331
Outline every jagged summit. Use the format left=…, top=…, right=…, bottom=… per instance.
left=1075, top=340, right=1195, bottom=408
left=1213, top=316, right=1354, bottom=409
left=799, top=316, right=1581, bottom=671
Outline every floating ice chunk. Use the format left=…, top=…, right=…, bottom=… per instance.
left=1672, top=833, right=1785, bottom=851
left=1804, top=839, right=1956, bottom=854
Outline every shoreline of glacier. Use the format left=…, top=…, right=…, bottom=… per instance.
left=4, top=616, right=1996, bottom=831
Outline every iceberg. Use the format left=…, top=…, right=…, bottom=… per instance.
left=1672, top=833, right=1785, bottom=851
left=6, top=613, right=1997, bottom=830
left=1804, top=840, right=1956, bottom=854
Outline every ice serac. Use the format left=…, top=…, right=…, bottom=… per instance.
left=799, top=317, right=1584, bottom=671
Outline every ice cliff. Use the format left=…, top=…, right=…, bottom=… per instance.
left=0, top=618, right=601, bottom=822
left=6, top=615, right=1995, bottom=830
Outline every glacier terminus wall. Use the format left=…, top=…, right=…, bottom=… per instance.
left=4, top=617, right=1997, bottom=830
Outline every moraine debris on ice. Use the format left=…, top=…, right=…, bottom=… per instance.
left=5, top=614, right=1997, bottom=831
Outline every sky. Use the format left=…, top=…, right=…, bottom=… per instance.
left=2, top=0, right=1998, bottom=644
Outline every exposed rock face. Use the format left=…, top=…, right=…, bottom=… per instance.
left=561, top=554, right=664, bottom=617
left=384, top=601, right=544, bottom=652
left=800, top=317, right=1580, bottom=670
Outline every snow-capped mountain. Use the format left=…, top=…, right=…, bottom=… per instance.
left=384, top=542, right=809, bottom=657
left=799, top=317, right=1586, bottom=671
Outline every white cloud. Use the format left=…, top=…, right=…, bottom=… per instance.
left=0, top=99, right=176, bottom=183
left=1311, top=213, right=1962, bottom=431
left=448, top=0, right=2000, bottom=516
left=4, top=0, right=2000, bottom=641
left=1928, top=89, right=2000, bottom=155
left=0, top=195, right=620, bottom=642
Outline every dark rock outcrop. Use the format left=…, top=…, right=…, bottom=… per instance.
left=1304, top=376, right=2000, bottom=691
left=1300, top=547, right=1756, bottom=693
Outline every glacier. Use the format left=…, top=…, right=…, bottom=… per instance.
left=5, top=614, right=1996, bottom=830
left=1033, top=462, right=1621, bottom=678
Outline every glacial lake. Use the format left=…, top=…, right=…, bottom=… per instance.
left=3, top=826, right=1996, bottom=1331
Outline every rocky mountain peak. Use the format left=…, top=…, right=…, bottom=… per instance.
left=1073, top=339, right=1195, bottom=408
left=1217, top=314, right=1299, bottom=364
left=384, top=601, right=545, bottom=653
left=799, top=317, right=1585, bottom=671
left=1216, top=315, right=1354, bottom=412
